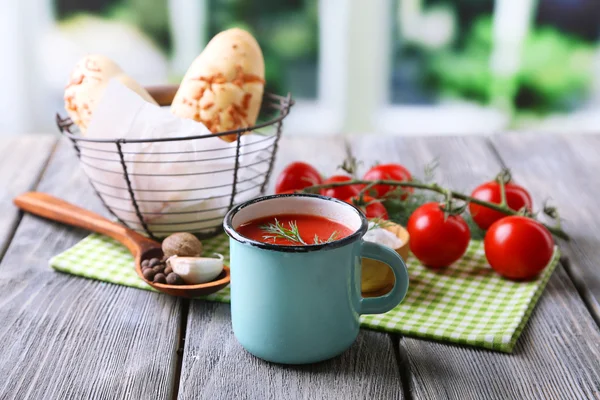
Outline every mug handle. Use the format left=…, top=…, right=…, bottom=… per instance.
left=359, top=241, right=409, bottom=315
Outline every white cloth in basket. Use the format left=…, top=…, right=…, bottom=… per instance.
left=82, top=80, right=271, bottom=236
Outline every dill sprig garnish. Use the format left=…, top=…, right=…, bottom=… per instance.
left=368, top=217, right=394, bottom=231
left=261, top=219, right=306, bottom=245
left=313, top=231, right=338, bottom=244
left=260, top=219, right=339, bottom=245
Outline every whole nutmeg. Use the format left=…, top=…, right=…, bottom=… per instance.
left=162, top=232, right=203, bottom=258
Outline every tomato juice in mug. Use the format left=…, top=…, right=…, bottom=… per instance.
left=224, top=194, right=409, bottom=364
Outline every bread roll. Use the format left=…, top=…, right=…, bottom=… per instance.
left=64, top=54, right=157, bottom=134
left=170, top=28, right=265, bottom=142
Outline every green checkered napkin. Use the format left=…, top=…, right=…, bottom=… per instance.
left=50, top=233, right=559, bottom=352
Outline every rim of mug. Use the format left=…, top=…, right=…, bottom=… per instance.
left=223, top=193, right=369, bottom=253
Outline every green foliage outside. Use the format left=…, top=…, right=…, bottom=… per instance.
left=425, top=17, right=596, bottom=118
left=207, top=0, right=319, bottom=98
left=54, top=0, right=319, bottom=98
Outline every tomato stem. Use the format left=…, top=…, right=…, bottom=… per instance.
left=358, top=181, right=378, bottom=198
left=303, top=179, right=570, bottom=241
left=497, top=172, right=508, bottom=207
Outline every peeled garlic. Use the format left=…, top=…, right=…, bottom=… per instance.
left=167, top=254, right=224, bottom=284
left=364, top=223, right=403, bottom=250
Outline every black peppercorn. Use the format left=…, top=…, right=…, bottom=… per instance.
left=143, top=268, right=156, bottom=281
left=166, top=273, right=184, bottom=285
left=153, top=265, right=165, bottom=275
left=153, top=273, right=167, bottom=284
left=148, top=258, right=161, bottom=268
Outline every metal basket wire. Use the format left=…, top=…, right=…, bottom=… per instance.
left=56, top=87, right=293, bottom=240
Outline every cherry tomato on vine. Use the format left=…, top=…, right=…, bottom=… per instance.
left=469, top=181, right=532, bottom=230
left=407, top=202, right=471, bottom=269
left=321, top=175, right=361, bottom=200
left=362, top=164, right=413, bottom=199
left=484, top=216, right=554, bottom=281
left=275, top=162, right=322, bottom=194
left=345, top=195, right=388, bottom=219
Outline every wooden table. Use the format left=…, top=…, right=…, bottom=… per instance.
left=1, top=134, right=599, bottom=399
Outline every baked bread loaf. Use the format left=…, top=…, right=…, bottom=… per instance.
left=64, top=54, right=157, bottom=134
left=170, top=28, right=265, bottom=142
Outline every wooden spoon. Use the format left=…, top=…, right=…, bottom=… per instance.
left=13, top=192, right=230, bottom=298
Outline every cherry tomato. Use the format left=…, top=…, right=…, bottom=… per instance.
left=345, top=195, right=388, bottom=219
left=484, top=216, right=554, bottom=281
left=321, top=175, right=361, bottom=200
left=362, top=164, right=413, bottom=199
left=407, top=202, right=471, bottom=269
left=275, top=162, right=322, bottom=194
left=469, top=181, right=532, bottom=230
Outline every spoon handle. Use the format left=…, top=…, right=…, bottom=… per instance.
left=13, top=192, right=157, bottom=256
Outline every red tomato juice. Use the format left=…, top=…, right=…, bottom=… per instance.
left=236, top=214, right=353, bottom=246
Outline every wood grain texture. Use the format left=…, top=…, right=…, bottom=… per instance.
left=349, top=135, right=600, bottom=400
left=179, top=303, right=403, bottom=400
left=402, top=266, right=600, bottom=400
left=0, top=134, right=56, bottom=257
left=491, top=134, right=600, bottom=320
left=0, top=138, right=182, bottom=399
left=180, top=136, right=405, bottom=400
left=13, top=192, right=159, bottom=257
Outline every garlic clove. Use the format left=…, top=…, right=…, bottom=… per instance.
left=166, top=254, right=224, bottom=285
left=363, top=226, right=403, bottom=250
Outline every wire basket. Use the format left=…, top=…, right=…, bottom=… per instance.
left=56, top=86, right=293, bottom=240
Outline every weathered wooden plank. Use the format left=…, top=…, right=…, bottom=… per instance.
left=491, top=134, right=600, bottom=321
left=401, top=266, right=600, bottom=400
left=180, top=303, right=403, bottom=400
left=350, top=135, right=600, bottom=400
left=0, top=134, right=56, bottom=257
left=0, top=138, right=182, bottom=399
left=180, top=137, right=405, bottom=400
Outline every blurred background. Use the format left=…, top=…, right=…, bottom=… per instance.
left=1, top=0, right=599, bottom=136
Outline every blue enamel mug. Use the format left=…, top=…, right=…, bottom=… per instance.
left=223, top=194, right=409, bottom=364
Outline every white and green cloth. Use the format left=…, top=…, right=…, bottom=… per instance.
left=50, top=233, right=559, bottom=353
